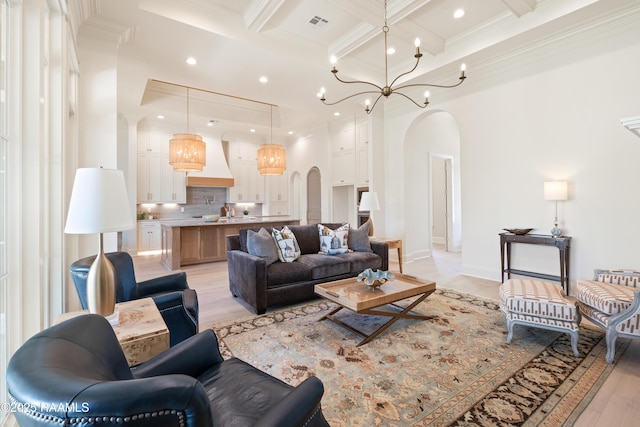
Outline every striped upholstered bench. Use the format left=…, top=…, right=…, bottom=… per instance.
left=500, top=279, right=581, bottom=357
left=576, top=269, right=640, bottom=364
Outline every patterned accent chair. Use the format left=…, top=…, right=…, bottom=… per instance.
left=500, top=279, right=581, bottom=357
left=576, top=269, right=640, bottom=364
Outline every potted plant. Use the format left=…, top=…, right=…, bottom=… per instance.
left=243, top=208, right=250, bottom=217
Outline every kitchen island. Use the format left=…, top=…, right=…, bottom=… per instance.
left=160, top=217, right=300, bottom=270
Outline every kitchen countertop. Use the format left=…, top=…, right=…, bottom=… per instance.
left=156, top=216, right=300, bottom=228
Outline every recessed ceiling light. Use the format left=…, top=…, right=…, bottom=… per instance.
left=387, top=47, right=396, bottom=55
left=250, top=129, right=256, bottom=133
left=334, top=112, right=340, bottom=116
left=157, top=115, right=164, bottom=119
left=454, top=8, right=465, bottom=19
left=288, top=131, right=293, bottom=135
left=186, top=57, right=197, bottom=65
left=259, top=76, right=268, bottom=83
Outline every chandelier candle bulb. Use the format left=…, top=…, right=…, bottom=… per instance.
left=461, top=63, right=466, bottom=78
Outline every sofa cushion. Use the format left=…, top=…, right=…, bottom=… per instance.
left=338, top=251, right=382, bottom=274
left=287, top=224, right=320, bottom=255
left=246, top=228, right=279, bottom=266
left=199, top=358, right=294, bottom=427
left=266, top=261, right=312, bottom=288
left=348, top=222, right=372, bottom=252
left=289, top=223, right=345, bottom=255
left=576, top=280, right=634, bottom=315
left=272, top=226, right=301, bottom=262
left=318, top=223, right=350, bottom=255
left=296, top=254, right=350, bottom=280
left=500, top=279, right=578, bottom=322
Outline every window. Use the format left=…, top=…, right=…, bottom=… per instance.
left=0, top=0, right=9, bottom=420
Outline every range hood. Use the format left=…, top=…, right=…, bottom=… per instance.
left=186, top=137, right=235, bottom=187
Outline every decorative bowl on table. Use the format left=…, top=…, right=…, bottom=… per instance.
left=356, top=268, right=395, bottom=289
left=203, top=214, right=220, bottom=222
left=503, top=228, right=533, bottom=235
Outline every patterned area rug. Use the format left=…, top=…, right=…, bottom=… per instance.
left=211, top=289, right=627, bottom=427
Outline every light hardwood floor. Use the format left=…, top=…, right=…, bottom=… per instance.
left=131, top=247, right=640, bottom=427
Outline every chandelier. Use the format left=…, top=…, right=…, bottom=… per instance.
left=319, top=0, right=467, bottom=114
left=257, top=106, right=286, bottom=176
left=169, top=87, right=206, bottom=172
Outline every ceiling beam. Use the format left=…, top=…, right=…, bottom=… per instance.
left=244, top=0, right=286, bottom=32
left=499, top=0, right=536, bottom=18
left=328, top=0, right=434, bottom=59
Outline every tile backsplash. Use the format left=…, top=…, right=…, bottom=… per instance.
left=137, top=187, right=262, bottom=220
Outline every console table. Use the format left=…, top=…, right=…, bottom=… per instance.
left=499, top=233, right=571, bottom=294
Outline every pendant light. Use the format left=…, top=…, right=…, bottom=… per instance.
left=257, top=105, right=286, bottom=176
left=169, top=87, right=206, bottom=172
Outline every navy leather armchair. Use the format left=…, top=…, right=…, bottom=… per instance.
left=70, top=251, right=198, bottom=346
left=7, top=315, right=329, bottom=427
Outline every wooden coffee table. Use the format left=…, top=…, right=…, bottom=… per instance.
left=314, top=274, right=436, bottom=346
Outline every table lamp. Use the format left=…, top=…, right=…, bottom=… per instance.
left=359, top=191, right=380, bottom=236
left=65, top=168, right=134, bottom=323
left=543, top=181, right=568, bottom=238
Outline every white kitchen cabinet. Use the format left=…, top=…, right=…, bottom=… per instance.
left=138, top=130, right=169, bottom=154
left=355, top=120, right=369, bottom=186
left=163, top=159, right=187, bottom=203
left=137, top=221, right=161, bottom=252
left=332, top=150, right=355, bottom=186
left=356, top=145, right=369, bottom=187
left=269, top=201, right=289, bottom=215
left=268, top=173, right=288, bottom=202
left=356, top=120, right=368, bottom=148
left=229, top=141, right=265, bottom=203
left=331, top=126, right=355, bottom=153
left=137, top=152, right=164, bottom=202
left=137, top=130, right=187, bottom=204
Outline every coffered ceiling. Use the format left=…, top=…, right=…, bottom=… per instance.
left=76, top=0, right=639, bottom=141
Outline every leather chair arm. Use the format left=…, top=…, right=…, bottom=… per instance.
left=253, top=376, right=326, bottom=427
left=150, top=289, right=199, bottom=345
left=133, top=330, right=223, bottom=379
left=370, top=240, right=389, bottom=271
left=136, top=272, right=189, bottom=296
left=75, top=375, right=213, bottom=427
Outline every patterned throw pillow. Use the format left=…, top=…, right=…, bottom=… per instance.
left=318, top=223, right=350, bottom=255
left=271, top=226, right=301, bottom=262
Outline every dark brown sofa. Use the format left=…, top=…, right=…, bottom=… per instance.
left=226, top=223, right=389, bottom=314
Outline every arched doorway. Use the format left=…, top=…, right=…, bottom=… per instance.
left=404, top=111, right=461, bottom=259
left=306, top=167, right=321, bottom=224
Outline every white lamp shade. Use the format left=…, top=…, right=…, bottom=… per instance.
left=65, top=168, right=135, bottom=234
left=543, top=181, right=568, bottom=201
left=359, top=192, right=380, bottom=211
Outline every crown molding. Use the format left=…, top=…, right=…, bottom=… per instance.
left=621, top=117, right=640, bottom=138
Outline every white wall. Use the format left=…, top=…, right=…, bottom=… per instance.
left=287, top=124, right=332, bottom=224
left=385, top=17, right=640, bottom=294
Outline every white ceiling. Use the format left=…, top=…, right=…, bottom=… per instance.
left=77, top=0, right=639, bottom=142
